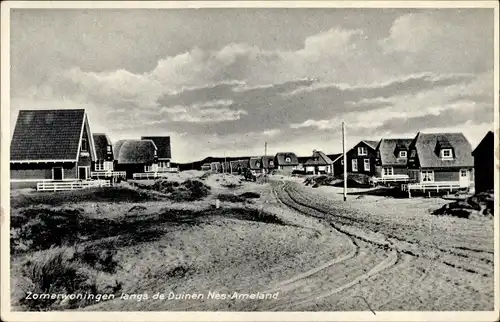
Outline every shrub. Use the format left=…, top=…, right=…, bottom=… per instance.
left=11, top=186, right=162, bottom=209
left=19, top=247, right=98, bottom=310
left=239, top=192, right=260, bottom=199
left=217, top=194, right=246, bottom=203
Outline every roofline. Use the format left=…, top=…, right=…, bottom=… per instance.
left=11, top=159, right=77, bottom=163
left=332, top=154, right=343, bottom=163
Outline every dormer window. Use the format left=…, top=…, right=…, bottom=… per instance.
left=399, top=151, right=407, bottom=158
left=358, top=147, right=367, bottom=156
left=256, top=162, right=260, bottom=168
left=441, top=148, right=453, bottom=160
left=285, top=157, right=291, bottom=163
left=269, top=161, right=274, bottom=166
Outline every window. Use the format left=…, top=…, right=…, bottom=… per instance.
left=285, top=157, right=291, bottom=163
left=358, top=147, right=368, bottom=156
left=410, top=150, right=416, bottom=158
left=104, top=161, right=113, bottom=171
left=269, top=161, right=274, bottom=166
left=352, top=159, right=358, bottom=172
left=383, top=167, right=393, bottom=176
left=441, top=149, right=453, bottom=159
left=460, top=169, right=468, bottom=177
left=256, top=162, right=260, bottom=168
left=81, top=138, right=88, bottom=152
left=95, top=160, right=104, bottom=171
left=421, top=170, right=434, bottom=182
left=341, top=160, right=344, bottom=165
left=106, top=145, right=111, bottom=152
left=399, top=151, right=407, bottom=158
left=364, top=158, right=370, bottom=171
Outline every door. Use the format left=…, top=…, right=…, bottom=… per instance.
left=459, top=169, right=469, bottom=188
left=53, top=167, right=63, bottom=181
left=78, top=166, right=88, bottom=180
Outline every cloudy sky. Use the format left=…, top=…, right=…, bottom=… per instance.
left=10, top=8, right=494, bottom=162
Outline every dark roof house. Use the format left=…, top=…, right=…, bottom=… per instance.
left=261, top=156, right=276, bottom=169
left=11, top=109, right=97, bottom=162
left=472, top=131, right=494, bottom=193
left=141, top=136, right=171, bottom=161
left=408, top=132, right=473, bottom=168
left=92, top=133, right=113, bottom=161
left=304, top=150, right=333, bottom=166
left=376, top=138, right=413, bottom=166
left=114, top=139, right=157, bottom=164
left=275, top=152, right=299, bottom=166
left=249, top=157, right=262, bottom=170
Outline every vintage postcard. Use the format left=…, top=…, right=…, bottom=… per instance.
left=1, top=1, right=499, bottom=321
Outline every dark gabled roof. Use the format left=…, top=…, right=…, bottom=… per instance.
left=141, top=136, right=171, bottom=160
left=327, top=153, right=342, bottom=162
left=363, top=140, right=380, bottom=150
left=114, top=139, right=157, bottom=164
left=377, top=138, right=414, bottom=166
left=304, top=150, right=333, bottom=166
left=297, top=156, right=309, bottom=164
left=410, top=132, right=473, bottom=168
left=261, top=156, right=276, bottom=169
left=275, top=152, right=299, bottom=165
left=11, top=109, right=87, bottom=161
left=472, top=131, right=494, bottom=156
left=249, top=157, right=262, bottom=170
left=93, top=133, right=113, bottom=160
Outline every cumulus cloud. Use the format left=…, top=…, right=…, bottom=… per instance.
left=10, top=9, right=494, bottom=161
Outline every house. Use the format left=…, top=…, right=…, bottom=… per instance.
left=113, top=139, right=158, bottom=179
left=10, top=109, right=97, bottom=188
left=373, top=138, right=413, bottom=184
left=346, top=140, right=379, bottom=176
left=261, top=156, right=276, bottom=174
left=304, top=150, right=334, bottom=175
left=406, top=132, right=474, bottom=192
left=328, top=153, right=343, bottom=176
left=210, top=162, right=222, bottom=172
left=296, top=156, right=309, bottom=172
left=472, top=131, right=494, bottom=193
left=141, top=136, right=172, bottom=171
left=230, top=159, right=250, bottom=174
left=275, top=152, right=299, bottom=174
left=249, top=157, right=263, bottom=174
left=92, top=133, right=114, bottom=172
left=201, top=163, right=211, bottom=171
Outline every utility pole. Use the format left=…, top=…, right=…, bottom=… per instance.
left=342, top=122, right=347, bottom=202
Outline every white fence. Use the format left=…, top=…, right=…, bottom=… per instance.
left=371, top=175, right=410, bottom=185
left=401, top=181, right=462, bottom=192
left=132, top=172, right=176, bottom=180
left=90, top=171, right=127, bottom=179
left=37, top=179, right=111, bottom=192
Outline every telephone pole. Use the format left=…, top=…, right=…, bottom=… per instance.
left=264, top=141, right=268, bottom=182
left=342, top=122, right=347, bottom=202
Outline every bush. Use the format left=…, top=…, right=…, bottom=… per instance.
left=217, top=194, right=246, bottom=203
left=432, top=191, right=494, bottom=219
left=11, top=186, right=162, bottom=209
left=239, top=192, right=260, bottom=199
left=19, top=247, right=98, bottom=310
left=147, top=179, right=211, bottom=202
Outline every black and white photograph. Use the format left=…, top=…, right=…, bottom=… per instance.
left=1, top=1, right=498, bottom=321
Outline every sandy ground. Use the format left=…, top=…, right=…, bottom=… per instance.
left=10, top=172, right=494, bottom=311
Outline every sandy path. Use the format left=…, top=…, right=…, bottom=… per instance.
left=268, top=180, right=493, bottom=311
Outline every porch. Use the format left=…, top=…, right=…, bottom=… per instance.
left=401, top=181, right=468, bottom=198
left=371, top=174, right=409, bottom=185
